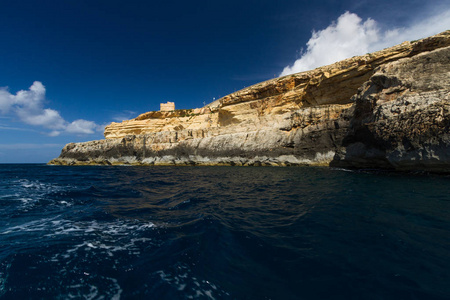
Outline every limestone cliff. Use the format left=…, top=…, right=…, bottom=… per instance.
left=49, top=31, right=450, bottom=172
left=331, top=45, right=450, bottom=172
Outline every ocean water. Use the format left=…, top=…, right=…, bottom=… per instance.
left=0, top=164, right=449, bottom=299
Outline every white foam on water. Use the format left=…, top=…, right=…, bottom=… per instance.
left=1, top=215, right=156, bottom=264
left=0, top=262, right=11, bottom=297
left=330, top=167, right=358, bottom=173
left=109, top=277, right=123, bottom=300
left=2, top=178, right=79, bottom=212
left=17, top=179, right=60, bottom=192
left=1, top=216, right=142, bottom=298
left=39, top=218, right=157, bottom=265
left=65, top=276, right=122, bottom=300
left=156, top=264, right=228, bottom=299
left=17, top=197, right=34, bottom=204
left=0, top=215, right=62, bottom=235
left=67, top=285, right=99, bottom=300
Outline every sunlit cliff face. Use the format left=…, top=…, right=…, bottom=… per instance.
left=50, top=31, right=450, bottom=172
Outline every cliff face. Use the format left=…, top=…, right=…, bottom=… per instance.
left=331, top=45, right=450, bottom=172
left=49, top=31, right=450, bottom=172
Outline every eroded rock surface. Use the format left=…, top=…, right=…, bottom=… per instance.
left=49, top=31, right=450, bottom=172
left=331, top=45, right=450, bottom=172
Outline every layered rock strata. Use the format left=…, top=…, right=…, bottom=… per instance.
left=49, top=31, right=450, bottom=172
left=331, top=45, right=450, bottom=172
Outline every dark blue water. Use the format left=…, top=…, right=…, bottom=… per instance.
left=0, top=164, right=449, bottom=299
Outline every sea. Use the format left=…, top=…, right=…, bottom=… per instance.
left=0, top=164, right=449, bottom=300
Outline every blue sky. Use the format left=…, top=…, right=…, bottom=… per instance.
left=1, top=0, right=449, bottom=163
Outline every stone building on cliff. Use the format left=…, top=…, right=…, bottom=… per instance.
left=160, top=102, right=175, bottom=111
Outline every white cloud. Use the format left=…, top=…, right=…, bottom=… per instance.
left=371, top=9, right=450, bottom=50
left=281, top=9, right=450, bottom=76
left=48, top=130, right=61, bottom=137
left=0, top=89, right=14, bottom=114
left=0, top=125, right=37, bottom=132
left=281, top=12, right=378, bottom=76
left=112, top=110, right=137, bottom=122
left=0, top=81, right=102, bottom=136
left=66, top=119, right=103, bottom=135
left=17, top=107, right=66, bottom=129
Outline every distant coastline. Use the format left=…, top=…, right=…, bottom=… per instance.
left=49, top=31, right=450, bottom=173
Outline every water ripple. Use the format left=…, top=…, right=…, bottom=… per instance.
left=0, top=165, right=449, bottom=299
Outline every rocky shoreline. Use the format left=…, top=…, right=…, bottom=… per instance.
left=49, top=31, right=450, bottom=173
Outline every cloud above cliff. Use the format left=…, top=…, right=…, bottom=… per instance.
left=0, top=81, right=103, bottom=136
left=281, top=9, right=450, bottom=76
left=112, top=110, right=137, bottom=122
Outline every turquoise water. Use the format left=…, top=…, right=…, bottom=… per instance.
left=0, top=164, right=449, bottom=299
